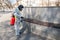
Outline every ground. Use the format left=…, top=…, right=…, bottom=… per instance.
left=0, top=12, right=41, bottom=40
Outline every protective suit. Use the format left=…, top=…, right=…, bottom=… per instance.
left=13, top=5, right=31, bottom=36
left=14, top=8, right=22, bottom=36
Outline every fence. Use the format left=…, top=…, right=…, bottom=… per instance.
left=21, top=7, right=60, bottom=40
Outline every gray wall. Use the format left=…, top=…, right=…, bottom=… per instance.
left=22, top=7, right=60, bottom=40
left=22, top=7, right=60, bottom=23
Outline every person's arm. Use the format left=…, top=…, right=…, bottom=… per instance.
left=14, top=12, right=21, bottom=18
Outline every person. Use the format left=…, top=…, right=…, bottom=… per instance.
left=13, top=5, right=31, bottom=37
left=13, top=5, right=24, bottom=36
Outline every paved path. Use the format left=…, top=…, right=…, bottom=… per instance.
left=0, top=12, right=41, bottom=40
left=0, top=20, right=41, bottom=40
left=0, top=12, right=60, bottom=40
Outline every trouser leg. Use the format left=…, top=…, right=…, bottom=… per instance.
left=27, top=23, right=31, bottom=33
left=20, top=21, right=31, bottom=34
left=14, top=22, right=20, bottom=36
left=20, top=21, right=26, bottom=34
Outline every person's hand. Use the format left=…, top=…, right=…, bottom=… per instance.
left=21, top=17, right=24, bottom=19
left=21, top=20, right=23, bottom=22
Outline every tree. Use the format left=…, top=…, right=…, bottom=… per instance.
left=0, top=0, right=13, bottom=10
